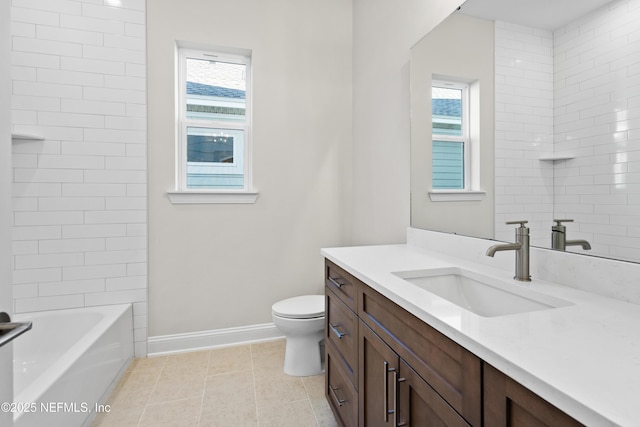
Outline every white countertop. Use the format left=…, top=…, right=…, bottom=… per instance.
left=321, top=243, right=640, bottom=427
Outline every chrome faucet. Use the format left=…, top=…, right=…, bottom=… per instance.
left=486, top=220, right=531, bottom=281
left=551, top=219, right=591, bottom=251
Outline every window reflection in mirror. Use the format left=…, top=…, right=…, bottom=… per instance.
left=410, top=13, right=494, bottom=239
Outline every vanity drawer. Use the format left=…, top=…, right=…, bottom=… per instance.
left=326, top=287, right=358, bottom=388
left=325, top=259, right=359, bottom=312
left=359, top=284, right=482, bottom=427
left=326, top=343, right=358, bottom=427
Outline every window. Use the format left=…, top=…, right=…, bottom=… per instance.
left=171, top=47, right=256, bottom=203
left=432, top=80, right=469, bottom=190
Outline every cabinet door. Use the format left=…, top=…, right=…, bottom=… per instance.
left=359, top=321, right=399, bottom=427
left=397, top=359, right=471, bottom=427
left=484, top=364, right=584, bottom=427
left=359, top=284, right=481, bottom=426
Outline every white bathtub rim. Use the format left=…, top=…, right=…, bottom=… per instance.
left=13, top=304, right=132, bottom=413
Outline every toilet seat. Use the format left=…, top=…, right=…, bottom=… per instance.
left=272, top=295, right=324, bottom=319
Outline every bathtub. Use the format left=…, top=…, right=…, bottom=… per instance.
left=12, top=304, right=134, bottom=427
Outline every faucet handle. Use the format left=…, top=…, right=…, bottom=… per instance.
left=506, top=220, right=528, bottom=228
left=553, top=219, right=573, bottom=226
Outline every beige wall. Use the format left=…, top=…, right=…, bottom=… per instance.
left=147, top=0, right=352, bottom=336
left=350, top=0, right=464, bottom=245
left=410, top=13, right=495, bottom=238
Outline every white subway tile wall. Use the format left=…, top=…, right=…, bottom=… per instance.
left=496, top=0, right=640, bottom=261
left=494, top=21, right=555, bottom=247
left=554, top=0, right=640, bottom=262
left=10, top=0, right=148, bottom=356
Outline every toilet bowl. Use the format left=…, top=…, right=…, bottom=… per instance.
left=272, top=295, right=325, bottom=376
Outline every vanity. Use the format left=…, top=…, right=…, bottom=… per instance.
left=322, top=228, right=640, bottom=427
left=323, top=0, right=640, bottom=424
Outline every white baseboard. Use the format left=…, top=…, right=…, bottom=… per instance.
left=147, top=322, right=284, bottom=356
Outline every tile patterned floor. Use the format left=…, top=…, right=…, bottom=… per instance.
left=91, top=339, right=338, bottom=427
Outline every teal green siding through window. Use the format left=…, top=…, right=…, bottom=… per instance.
left=432, top=141, right=464, bottom=189
left=187, top=173, right=244, bottom=189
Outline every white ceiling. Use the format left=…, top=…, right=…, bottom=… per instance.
left=458, top=0, right=613, bottom=31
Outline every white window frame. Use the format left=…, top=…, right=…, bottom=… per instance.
left=169, top=47, right=257, bottom=204
left=429, top=78, right=485, bottom=202
left=432, top=79, right=470, bottom=189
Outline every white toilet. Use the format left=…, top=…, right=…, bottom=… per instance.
left=272, top=295, right=325, bottom=376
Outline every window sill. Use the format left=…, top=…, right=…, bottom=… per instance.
left=167, top=191, right=259, bottom=204
left=428, top=190, right=486, bottom=202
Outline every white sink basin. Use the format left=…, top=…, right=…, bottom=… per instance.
left=393, top=267, right=573, bottom=317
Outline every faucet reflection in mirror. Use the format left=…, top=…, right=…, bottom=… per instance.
left=493, top=0, right=640, bottom=263
left=551, top=219, right=592, bottom=251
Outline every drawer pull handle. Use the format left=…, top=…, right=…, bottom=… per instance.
left=383, top=361, right=397, bottom=422
left=329, top=323, right=348, bottom=339
left=328, top=276, right=345, bottom=289
left=329, top=385, right=346, bottom=406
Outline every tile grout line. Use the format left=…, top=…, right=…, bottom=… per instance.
left=136, top=355, right=168, bottom=427
left=196, top=350, right=212, bottom=426
left=96, top=341, right=334, bottom=426
left=302, top=378, right=321, bottom=427
left=250, top=344, right=261, bottom=426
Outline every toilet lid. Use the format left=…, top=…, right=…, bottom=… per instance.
left=272, top=295, right=325, bottom=319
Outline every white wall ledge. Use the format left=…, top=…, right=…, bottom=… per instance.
left=167, top=191, right=259, bottom=204
left=428, top=190, right=486, bottom=202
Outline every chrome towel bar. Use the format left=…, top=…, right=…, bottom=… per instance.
left=0, top=312, right=32, bottom=348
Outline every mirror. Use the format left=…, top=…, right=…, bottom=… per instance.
left=410, top=0, right=640, bottom=263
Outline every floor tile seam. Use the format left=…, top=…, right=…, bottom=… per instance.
left=249, top=344, right=261, bottom=426
left=195, top=348, right=213, bottom=426
left=205, top=367, right=252, bottom=377
left=161, top=351, right=211, bottom=375
left=145, top=380, right=207, bottom=406
left=144, top=396, right=203, bottom=408
left=136, top=355, right=178, bottom=427
left=135, top=404, right=148, bottom=427
left=133, top=356, right=167, bottom=427
left=302, top=380, right=322, bottom=426
left=308, top=397, right=322, bottom=427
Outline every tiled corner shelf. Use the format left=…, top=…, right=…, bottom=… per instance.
left=11, top=133, right=45, bottom=141
left=538, top=152, right=575, bottom=161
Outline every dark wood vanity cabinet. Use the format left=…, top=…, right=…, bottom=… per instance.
left=325, top=260, right=360, bottom=426
left=483, top=364, right=584, bottom=427
left=359, top=321, right=470, bottom=427
left=325, top=259, right=479, bottom=427
left=358, top=281, right=480, bottom=427
left=324, top=259, right=583, bottom=427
